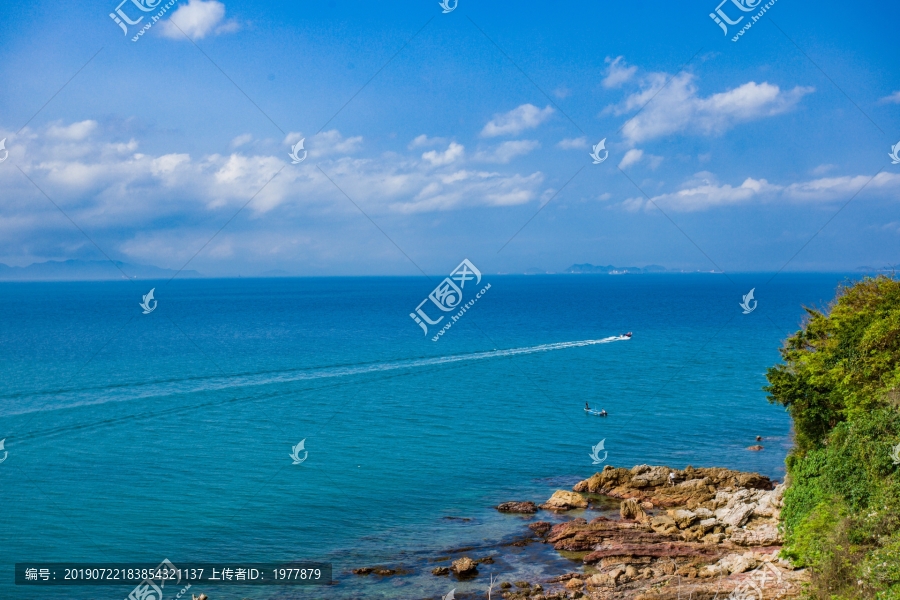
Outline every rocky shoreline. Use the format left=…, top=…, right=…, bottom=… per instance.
left=353, top=464, right=806, bottom=599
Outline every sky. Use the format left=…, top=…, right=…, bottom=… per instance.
left=0, top=0, right=898, bottom=276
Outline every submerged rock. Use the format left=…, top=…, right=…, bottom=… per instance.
left=496, top=501, right=538, bottom=513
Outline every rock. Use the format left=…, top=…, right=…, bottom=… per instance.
left=540, top=490, right=588, bottom=511
left=450, top=557, right=478, bottom=575
left=529, top=521, right=553, bottom=536
left=514, top=581, right=530, bottom=588
left=565, top=578, right=584, bottom=590
left=476, top=556, right=495, bottom=564
left=352, top=567, right=373, bottom=575
left=650, top=515, right=678, bottom=535
left=715, top=502, right=755, bottom=528
left=698, top=518, right=718, bottom=532
left=747, top=445, right=764, bottom=451
left=630, top=465, right=670, bottom=488
left=729, top=523, right=782, bottom=546
left=353, top=566, right=403, bottom=576
left=694, top=507, right=714, bottom=519
left=702, top=532, right=725, bottom=544
left=431, top=566, right=450, bottom=576
left=534, top=584, right=543, bottom=592
left=500, top=582, right=512, bottom=589
left=620, top=498, right=648, bottom=521
left=497, top=501, right=538, bottom=514
left=670, top=509, right=698, bottom=529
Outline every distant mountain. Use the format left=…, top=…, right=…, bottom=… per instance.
left=564, top=263, right=666, bottom=274
left=0, top=260, right=201, bottom=281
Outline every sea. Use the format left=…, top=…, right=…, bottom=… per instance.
left=0, top=272, right=858, bottom=599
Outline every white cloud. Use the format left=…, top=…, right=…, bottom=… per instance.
left=602, top=56, right=637, bottom=89
left=878, top=91, right=900, bottom=104
left=422, top=142, right=465, bottom=166
left=394, top=170, right=544, bottom=213
left=811, top=164, right=836, bottom=175
left=557, top=137, right=587, bottom=150
left=481, top=104, right=554, bottom=138
left=282, top=130, right=363, bottom=158
left=159, top=0, right=238, bottom=40
left=553, top=87, right=571, bottom=99
left=46, top=120, right=97, bottom=141
left=617, top=170, right=900, bottom=212
left=618, top=149, right=644, bottom=169
left=230, top=133, right=253, bottom=148
left=609, top=71, right=813, bottom=144
left=474, top=140, right=539, bottom=164
left=408, top=134, right=446, bottom=149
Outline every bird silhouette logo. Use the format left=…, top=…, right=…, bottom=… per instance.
left=290, top=439, right=308, bottom=465
left=438, top=0, right=457, bottom=13
left=891, top=442, right=900, bottom=465
left=589, top=439, right=607, bottom=464
left=139, top=288, right=157, bottom=314
left=289, top=138, right=307, bottom=164
left=0, top=439, right=7, bottom=464
left=589, top=138, right=608, bottom=164
left=739, top=288, right=757, bottom=314
left=890, top=141, right=900, bottom=165
left=442, top=588, right=456, bottom=600
left=0, top=138, right=8, bottom=163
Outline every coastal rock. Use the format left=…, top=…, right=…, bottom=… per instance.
left=450, top=556, right=478, bottom=575
left=620, top=498, right=648, bottom=521
left=497, top=501, right=538, bottom=514
left=540, top=490, right=588, bottom=511
left=650, top=515, right=678, bottom=535
left=565, top=578, right=584, bottom=590
left=431, top=566, right=449, bottom=576
left=670, top=509, right=698, bottom=529
left=730, top=523, right=782, bottom=546
left=747, top=445, right=764, bottom=451
left=529, top=521, right=552, bottom=536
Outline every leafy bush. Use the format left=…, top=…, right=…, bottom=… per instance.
left=765, top=276, right=900, bottom=598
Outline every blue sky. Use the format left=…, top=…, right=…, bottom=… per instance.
left=0, top=0, right=898, bottom=276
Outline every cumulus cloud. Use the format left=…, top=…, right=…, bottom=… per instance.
left=408, top=134, right=447, bottom=149
left=602, top=56, right=637, bottom=88
left=557, top=137, right=587, bottom=150
left=606, top=70, right=813, bottom=144
left=879, top=91, right=900, bottom=104
left=481, top=104, right=554, bottom=137
left=619, top=170, right=900, bottom=213
left=159, top=0, right=239, bottom=40
left=474, top=140, right=539, bottom=164
left=422, top=142, right=465, bottom=166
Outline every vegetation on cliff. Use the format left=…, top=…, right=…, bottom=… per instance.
left=765, top=275, right=900, bottom=599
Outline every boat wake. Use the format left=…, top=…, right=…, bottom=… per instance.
left=7, top=336, right=630, bottom=417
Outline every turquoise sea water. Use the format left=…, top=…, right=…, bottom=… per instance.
left=0, top=273, right=857, bottom=599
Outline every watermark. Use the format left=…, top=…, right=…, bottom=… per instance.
left=0, top=438, right=7, bottom=464
left=890, top=442, right=900, bottom=465
left=589, top=138, right=608, bottom=164
left=0, top=138, right=8, bottom=163
left=172, top=584, right=192, bottom=599
left=290, top=439, right=308, bottom=465
left=289, top=139, right=307, bottom=164
left=709, top=0, right=779, bottom=42
left=442, top=588, right=456, bottom=600
left=740, top=288, right=757, bottom=314
left=890, top=141, right=900, bottom=165
left=589, top=439, right=607, bottom=465
left=724, top=561, right=790, bottom=600
left=126, top=559, right=180, bottom=600
left=438, top=0, right=457, bottom=14
left=409, top=259, right=491, bottom=341
left=109, top=0, right=180, bottom=42
left=140, top=288, right=157, bottom=314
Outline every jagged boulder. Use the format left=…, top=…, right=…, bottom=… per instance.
left=541, top=490, right=588, bottom=510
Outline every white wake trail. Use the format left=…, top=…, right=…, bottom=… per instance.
left=9, top=336, right=629, bottom=416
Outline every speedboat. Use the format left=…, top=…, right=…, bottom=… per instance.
left=623, top=332, right=632, bottom=338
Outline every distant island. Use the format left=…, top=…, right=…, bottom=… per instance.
left=564, top=263, right=669, bottom=274
left=0, top=260, right=201, bottom=281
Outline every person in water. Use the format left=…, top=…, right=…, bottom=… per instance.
left=600, top=409, right=607, bottom=417
left=585, top=402, right=590, bottom=410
